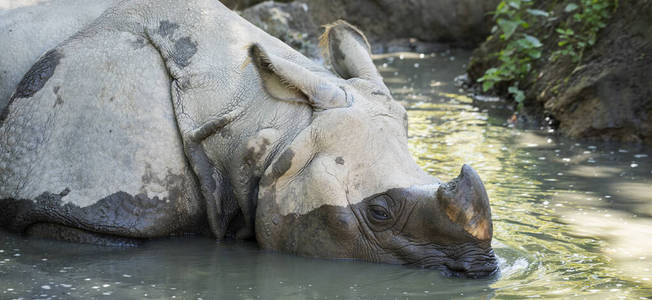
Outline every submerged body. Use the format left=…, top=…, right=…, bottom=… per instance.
left=0, top=0, right=497, bottom=277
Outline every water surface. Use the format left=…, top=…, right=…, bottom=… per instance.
left=1, top=49, right=651, bottom=299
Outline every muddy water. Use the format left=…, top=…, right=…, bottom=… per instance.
left=1, top=50, right=651, bottom=299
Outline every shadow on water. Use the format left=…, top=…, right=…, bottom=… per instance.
left=1, top=49, right=651, bottom=299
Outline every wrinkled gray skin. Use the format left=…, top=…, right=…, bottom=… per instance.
left=0, top=0, right=120, bottom=112
left=0, top=0, right=497, bottom=278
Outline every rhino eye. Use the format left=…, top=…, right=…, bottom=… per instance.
left=364, top=195, right=397, bottom=231
left=369, top=205, right=391, bottom=221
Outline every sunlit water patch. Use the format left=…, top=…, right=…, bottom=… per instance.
left=1, top=49, right=651, bottom=299
left=378, top=50, right=652, bottom=298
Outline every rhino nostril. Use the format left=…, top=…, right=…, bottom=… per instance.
left=444, top=261, right=471, bottom=273
left=443, top=259, right=499, bottom=278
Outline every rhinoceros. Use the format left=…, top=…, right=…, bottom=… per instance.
left=0, top=0, right=497, bottom=278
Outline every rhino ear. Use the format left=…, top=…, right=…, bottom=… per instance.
left=320, top=20, right=383, bottom=85
left=249, top=44, right=348, bottom=111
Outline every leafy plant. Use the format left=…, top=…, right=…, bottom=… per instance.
left=551, top=0, right=617, bottom=63
left=478, top=0, right=545, bottom=110
left=478, top=0, right=616, bottom=111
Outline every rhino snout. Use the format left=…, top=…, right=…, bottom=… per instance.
left=442, top=248, right=499, bottom=279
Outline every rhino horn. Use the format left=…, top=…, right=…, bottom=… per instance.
left=436, top=164, right=493, bottom=241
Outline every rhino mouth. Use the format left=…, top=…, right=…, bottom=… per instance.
left=404, top=247, right=499, bottom=279
left=441, top=254, right=499, bottom=279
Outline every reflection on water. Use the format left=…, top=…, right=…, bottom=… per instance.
left=0, top=237, right=502, bottom=299
left=1, top=49, right=651, bottom=299
left=383, top=50, right=652, bottom=298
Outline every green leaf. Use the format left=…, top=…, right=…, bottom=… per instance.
left=565, top=3, right=579, bottom=12
left=556, top=28, right=575, bottom=36
left=528, top=49, right=542, bottom=59
left=509, top=86, right=526, bottom=103
left=485, top=68, right=499, bottom=74
left=515, top=35, right=542, bottom=51
left=508, top=0, right=521, bottom=9
left=526, top=9, right=550, bottom=17
left=483, top=81, right=495, bottom=92
left=497, top=19, right=519, bottom=40
left=495, top=2, right=508, bottom=17
left=515, top=38, right=530, bottom=49
left=523, top=34, right=543, bottom=47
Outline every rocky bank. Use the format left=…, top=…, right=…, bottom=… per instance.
left=468, top=0, right=652, bottom=143
left=238, top=0, right=500, bottom=59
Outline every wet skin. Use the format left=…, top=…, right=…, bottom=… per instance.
left=0, top=1, right=497, bottom=278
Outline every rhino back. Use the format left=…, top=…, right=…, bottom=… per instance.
left=0, top=20, right=201, bottom=230
left=0, top=0, right=119, bottom=112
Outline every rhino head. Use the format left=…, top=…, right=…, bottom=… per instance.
left=250, top=21, right=497, bottom=278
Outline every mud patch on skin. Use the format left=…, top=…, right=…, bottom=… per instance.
left=158, top=20, right=179, bottom=39
left=13, top=49, right=62, bottom=99
left=245, top=138, right=270, bottom=166
left=257, top=180, right=359, bottom=257
left=273, top=204, right=357, bottom=256
left=1, top=49, right=62, bottom=123
left=0, top=186, right=182, bottom=239
left=172, top=36, right=198, bottom=68
left=131, top=37, right=147, bottom=49
left=260, top=149, right=294, bottom=187
left=53, top=86, right=63, bottom=107
left=26, top=223, right=141, bottom=247
left=271, top=149, right=294, bottom=183
left=273, top=149, right=294, bottom=176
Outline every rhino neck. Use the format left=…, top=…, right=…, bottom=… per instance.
left=194, top=58, right=322, bottom=239
left=212, top=96, right=315, bottom=239
left=203, top=6, right=336, bottom=240
left=125, top=0, right=328, bottom=239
